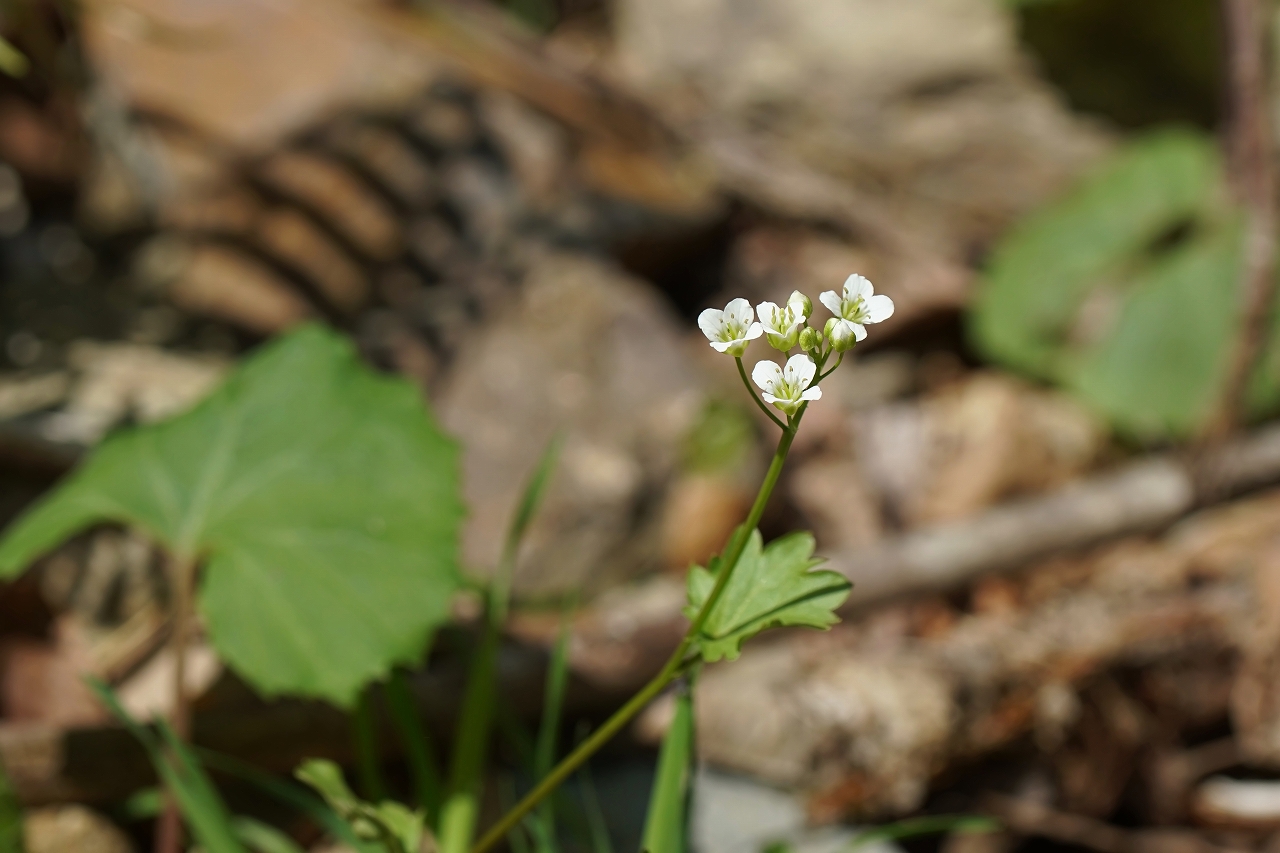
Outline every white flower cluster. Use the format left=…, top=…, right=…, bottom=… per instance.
left=697, top=274, right=894, bottom=416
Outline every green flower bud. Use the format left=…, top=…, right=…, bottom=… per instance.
left=788, top=290, right=813, bottom=321
left=798, top=326, right=822, bottom=353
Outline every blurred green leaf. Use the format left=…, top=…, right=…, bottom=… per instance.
left=0, top=754, right=21, bottom=853
left=0, top=325, right=462, bottom=706
left=231, top=817, right=308, bottom=853
left=967, top=129, right=1279, bottom=439
left=1070, top=220, right=1242, bottom=438
left=296, top=759, right=425, bottom=853
left=640, top=689, right=695, bottom=853
left=972, top=129, right=1223, bottom=380
left=686, top=530, right=850, bottom=663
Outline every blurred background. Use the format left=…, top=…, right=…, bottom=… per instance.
left=4, top=0, right=1280, bottom=850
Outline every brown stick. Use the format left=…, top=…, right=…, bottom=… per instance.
left=154, top=552, right=195, bottom=853
left=834, top=422, right=1280, bottom=606
left=1210, top=0, right=1277, bottom=437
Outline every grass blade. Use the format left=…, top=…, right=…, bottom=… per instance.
left=90, top=680, right=248, bottom=853
left=440, top=439, right=561, bottom=853
left=353, top=689, right=388, bottom=802
left=0, top=754, right=22, bottom=853
left=849, top=815, right=1001, bottom=848
left=385, top=669, right=444, bottom=820
left=578, top=761, right=614, bottom=853
left=231, top=817, right=308, bottom=853
left=531, top=602, right=573, bottom=853
left=640, top=687, right=695, bottom=853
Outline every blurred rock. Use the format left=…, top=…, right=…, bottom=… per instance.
left=0, top=617, right=106, bottom=727
left=23, top=805, right=133, bottom=853
left=36, top=341, right=228, bottom=445
left=1192, top=777, right=1280, bottom=831
left=855, top=372, right=1107, bottom=527
left=437, top=252, right=705, bottom=595
left=616, top=0, right=1112, bottom=261
left=661, top=473, right=750, bottom=571
left=788, top=455, right=883, bottom=550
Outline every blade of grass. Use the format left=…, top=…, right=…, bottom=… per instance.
left=90, top=680, right=248, bottom=853
left=577, top=761, right=614, bottom=853
left=385, top=669, right=444, bottom=820
left=0, top=754, right=22, bottom=853
left=848, top=815, right=1001, bottom=848
left=439, top=438, right=561, bottom=853
left=530, top=602, right=573, bottom=853
left=640, top=686, right=695, bottom=853
left=353, top=689, right=388, bottom=803
left=231, top=817, right=308, bottom=853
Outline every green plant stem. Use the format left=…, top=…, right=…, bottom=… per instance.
left=471, top=417, right=800, bottom=853
left=735, top=357, right=786, bottom=431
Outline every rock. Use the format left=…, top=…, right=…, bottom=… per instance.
left=615, top=0, right=1112, bottom=261
left=23, top=805, right=133, bottom=853
left=691, top=767, right=903, bottom=853
left=788, top=455, right=883, bottom=550
left=436, top=252, right=705, bottom=595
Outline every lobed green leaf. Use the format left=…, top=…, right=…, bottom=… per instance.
left=0, top=325, right=463, bottom=706
left=685, top=530, right=850, bottom=663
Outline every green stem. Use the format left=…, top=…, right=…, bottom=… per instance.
left=735, top=357, right=786, bottom=431
left=470, top=421, right=801, bottom=853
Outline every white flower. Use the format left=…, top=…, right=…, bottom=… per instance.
left=752, top=354, right=823, bottom=415
left=698, top=298, right=763, bottom=356
left=756, top=290, right=812, bottom=351
left=818, top=274, right=894, bottom=347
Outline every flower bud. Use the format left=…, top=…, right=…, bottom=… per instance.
left=824, top=317, right=838, bottom=337
left=798, top=326, right=822, bottom=354
left=829, top=318, right=858, bottom=352
left=788, top=290, right=813, bottom=321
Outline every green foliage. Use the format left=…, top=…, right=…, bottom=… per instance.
left=0, top=325, right=462, bottom=706
left=439, top=439, right=560, bottom=853
left=640, top=689, right=695, bottom=853
left=231, top=817, right=308, bottom=853
left=685, top=530, right=850, bottom=663
left=968, top=129, right=1273, bottom=439
left=848, top=815, right=1002, bottom=848
left=0, top=37, right=28, bottom=78
left=91, top=681, right=249, bottom=853
left=0, top=754, right=21, bottom=853
left=296, top=760, right=425, bottom=853
left=384, top=670, right=444, bottom=820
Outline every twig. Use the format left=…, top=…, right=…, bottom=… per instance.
left=1210, top=0, right=1277, bottom=437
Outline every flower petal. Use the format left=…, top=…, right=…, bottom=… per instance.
left=710, top=339, right=735, bottom=353
left=756, top=301, right=782, bottom=333
left=761, top=392, right=781, bottom=405
left=784, top=354, right=817, bottom=388
left=800, top=386, right=823, bottom=402
left=866, top=293, right=894, bottom=323
left=697, top=308, right=725, bottom=341
left=852, top=323, right=868, bottom=342
left=818, top=290, right=843, bottom=316
left=752, top=359, right=784, bottom=393
left=844, top=274, right=874, bottom=301
left=744, top=322, right=764, bottom=340
left=725, top=298, right=755, bottom=327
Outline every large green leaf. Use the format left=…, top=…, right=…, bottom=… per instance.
left=684, top=530, right=850, bottom=663
left=0, top=325, right=462, bottom=706
left=967, top=128, right=1280, bottom=439
left=1070, top=221, right=1242, bottom=438
left=972, top=129, right=1222, bottom=379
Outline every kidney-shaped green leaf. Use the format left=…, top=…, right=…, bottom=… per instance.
left=685, top=530, right=850, bottom=663
left=0, top=325, right=462, bottom=706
